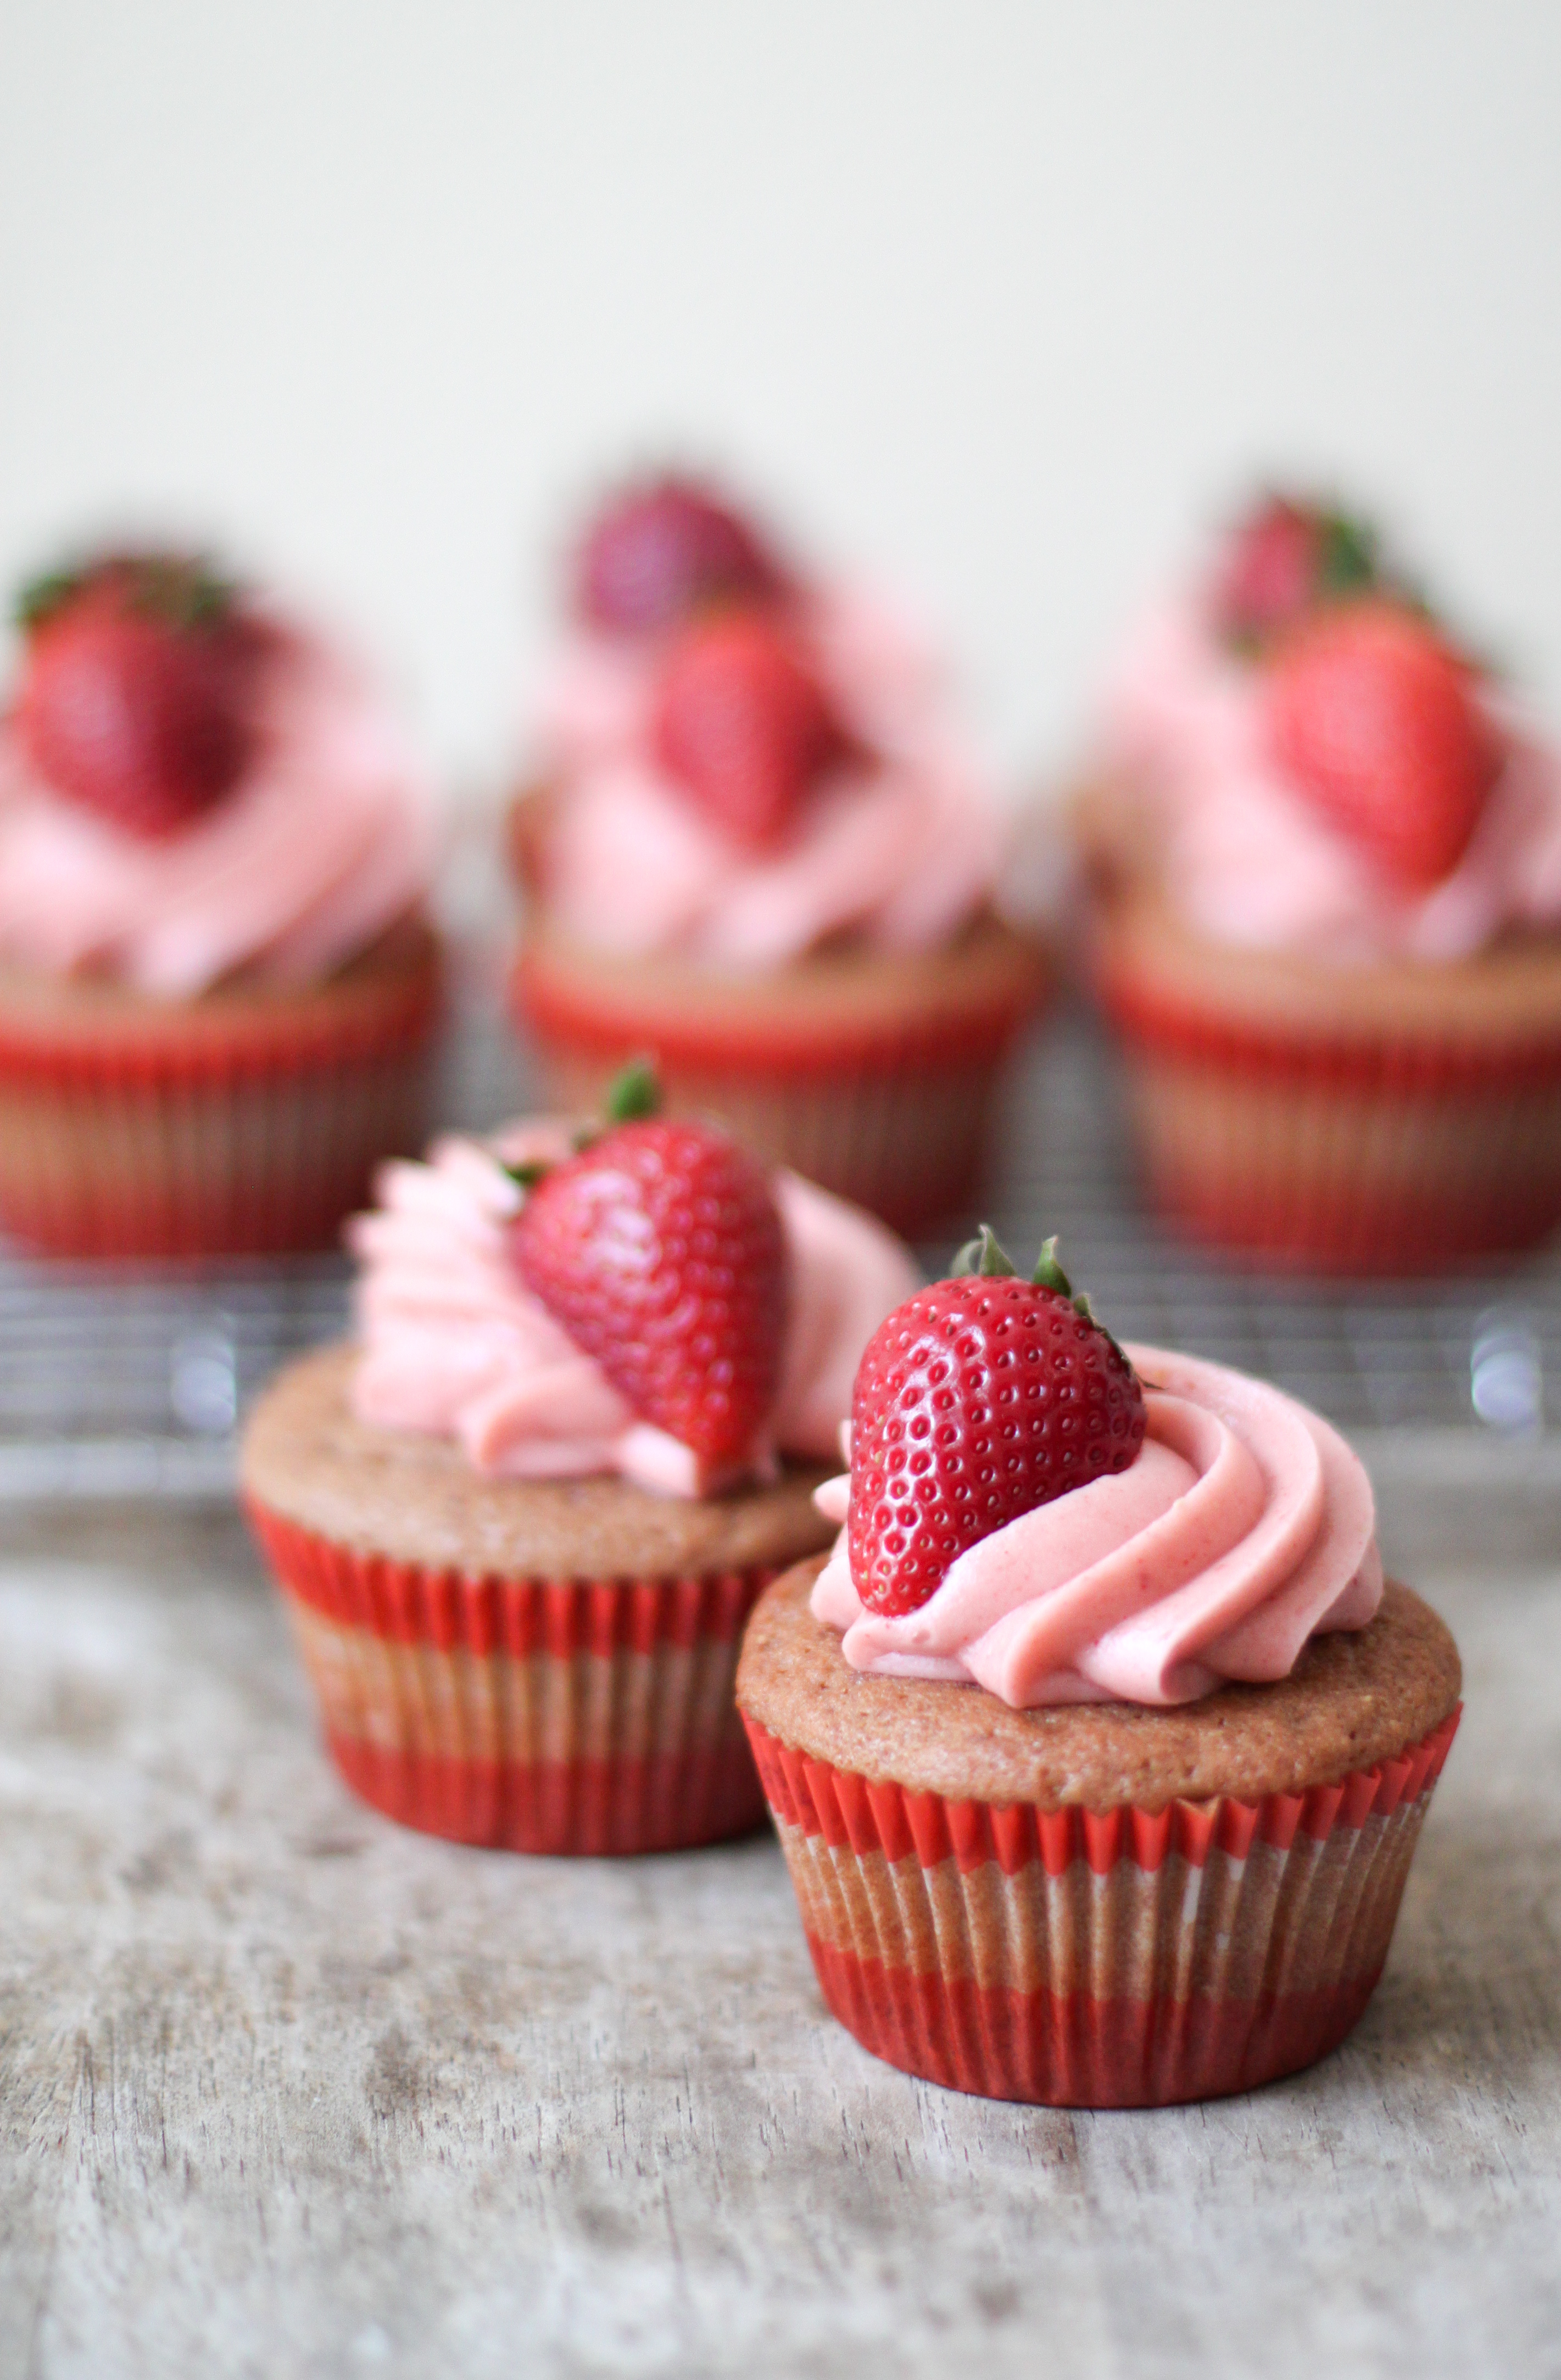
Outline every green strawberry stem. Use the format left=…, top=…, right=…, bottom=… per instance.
left=951, top=1226, right=1134, bottom=1373
left=1317, top=510, right=1378, bottom=601
left=951, top=1223, right=1016, bottom=1277
left=604, top=1057, right=662, bottom=1123
left=501, top=1159, right=549, bottom=1191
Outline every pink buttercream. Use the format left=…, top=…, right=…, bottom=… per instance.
left=0, top=623, right=438, bottom=995
left=348, top=1121, right=922, bottom=1498
left=810, top=1344, right=1382, bottom=1709
left=1101, top=589, right=1561, bottom=962
left=531, top=584, right=1000, bottom=965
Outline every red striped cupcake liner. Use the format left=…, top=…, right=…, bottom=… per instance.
left=248, top=1500, right=783, bottom=1856
left=0, top=952, right=439, bottom=1258
left=510, top=945, right=1046, bottom=1236
left=743, top=1705, right=1460, bottom=2107
left=1100, top=965, right=1561, bottom=1273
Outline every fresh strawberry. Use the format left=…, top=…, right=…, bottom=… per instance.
left=13, top=551, right=259, bottom=837
left=1213, top=493, right=1378, bottom=651
left=1266, top=597, right=1501, bottom=891
left=652, top=608, right=845, bottom=850
left=509, top=1092, right=788, bottom=1472
left=575, top=474, right=787, bottom=636
left=848, top=1230, right=1145, bottom=1618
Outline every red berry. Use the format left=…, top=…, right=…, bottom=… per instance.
left=509, top=1119, right=788, bottom=1471
left=1266, top=598, right=1501, bottom=892
left=14, top=554, right=259, bottom=838
left=575, top=474, right=787, bottom=636
left=848, top=1275, right=1146, bottom=1618
left=1213, top=494, right=1378, bottom=650
left=652, top=609, right=844, bottom=850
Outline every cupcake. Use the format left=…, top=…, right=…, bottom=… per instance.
left=0, top=546, right=441, bottom=1256
left=737, top=1232, right=1461, bottom=2106
left=242, top=1069, right=922, bottom=1854
left=1074, top=493, right=1561, bottom=1272
left=508, top=473, right=1047, bottom=1233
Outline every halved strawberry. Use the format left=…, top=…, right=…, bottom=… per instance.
left=574, top=474, right=787, bottom=636
left=848, top=1230, right=1145, bottom=1618
left=509, top=1094, right=788, bottom=1473
left=13, top=551, right=260, bottom=838
left=651, top=608, right=845, bottom=850
left=1266, top=597, right=1501, bottom=891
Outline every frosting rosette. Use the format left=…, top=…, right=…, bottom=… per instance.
left=0, top=621, right=437, bottom=995
left=811, top=1344, right=1382, bottom=1708
left=531, top=583, right=1000, bottom=966
left=1102, top=588, right=1561, bottom=963
left=350, top=1121, right=921, bottom=1498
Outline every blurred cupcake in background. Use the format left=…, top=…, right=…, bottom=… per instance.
left=243, top=1066, right=921, bottom=1855
left=1073, top=493, right=1561, bottom=1272
left=0, top=546, right=442, bottom=1257
left=507, top=472, right=1049, bottom=1234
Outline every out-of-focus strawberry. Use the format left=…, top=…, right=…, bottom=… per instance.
left=651, top=608, right=845, bottom=850
left=13, top=551, right=260, bottom=838
left=574, top=474, right=787, bottom=636
left=847, top=1230, right=1146, bottom=1618
left=509, top=1104, right=788, bottom=1474
left=1266, top=597, right=1502, bottom=891
left=1213, top=494, right=1378, bottom=651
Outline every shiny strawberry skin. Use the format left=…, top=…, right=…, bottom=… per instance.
left=509, top=1119, right=788, bottom=1470
left=848, top=1277, right=1146, bottom=1618
left=16, top=568, right=257, bottom=837
left=652, top=609, right=843, bottom=850
left=1266, top=598, right=1501, bottom=891
left=575, top=475, right=786, bottom=636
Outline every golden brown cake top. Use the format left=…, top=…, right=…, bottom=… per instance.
left=737, top=1557, right=1461, bottom=1811
left=241, top=1344, right=835, bottom=1582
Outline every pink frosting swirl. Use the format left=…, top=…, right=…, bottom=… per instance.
left=349, top=1121, right=922, bottom=1498
left=1102, top=589, right=1561, bottom=962
left=0, top=622, right=438, bottom=995
left=810, top=1345, right=1382, bottom=1708
left=531, top=583, right=1000, bottom=965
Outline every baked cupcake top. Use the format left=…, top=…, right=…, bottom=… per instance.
left=1095, top=492, right=1561, bottom=963
left=523, top=473, right=1001, bottom=967
left=809, top=1230, right=1382, bottom=1709
left=350, top=1066, right=921, bottom=1499
left=0, top=547, right=436, bottom=994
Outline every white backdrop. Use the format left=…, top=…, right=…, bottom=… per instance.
left=1, top=1, right=1557, bottom=797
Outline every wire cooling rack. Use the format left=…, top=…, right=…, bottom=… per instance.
left=2, top=1003, right=1556, bottom=1497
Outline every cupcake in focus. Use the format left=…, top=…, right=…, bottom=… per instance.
left=243, top=1066, right=922, bottom=1854
left=0, top=546, right=441, bottom=1256
left=508, top=473, right=1048, bottom=1234
left=738, top=1232, right=1461, bottom=2106
left=1074, top=493, right=1561, bottom=1272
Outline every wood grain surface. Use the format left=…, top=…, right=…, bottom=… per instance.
left=0, top=1504, right=1556, bottom=2379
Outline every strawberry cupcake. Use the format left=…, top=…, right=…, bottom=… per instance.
left=0, top=547, right=441, bottom=1257
left=737, top=1231, right=1461, bottom=2107
left=508, top=473, right=1047, bottom=1234
left=242, top=1067, right=922, bottom=1855
left=1074, top=493, right=1561, bottom=1272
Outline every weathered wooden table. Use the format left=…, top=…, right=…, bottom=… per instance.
left=1, top=1463, right=1557, bottom=2380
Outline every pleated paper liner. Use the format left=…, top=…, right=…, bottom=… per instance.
left=0, top=926, right=441, bottom=1258
left=743, top=1705, right=1460, bottom=2107
left=248, top=1500, right=781, bottom=1856
left=510, top=926, right=1047, bottom=1237
left=1101, top=964, right=1561, bottom=1274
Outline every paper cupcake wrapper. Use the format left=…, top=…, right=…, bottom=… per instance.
left=0, top=965, right=438, bottom=1258
left=1102, top=970, right=1561, bottom=1272
left=743, top=1706, right=1460, bottom=2107
left=512, top=953, right=1045, bottom=1236
left=248, top=1500, right=781, bottom=1856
